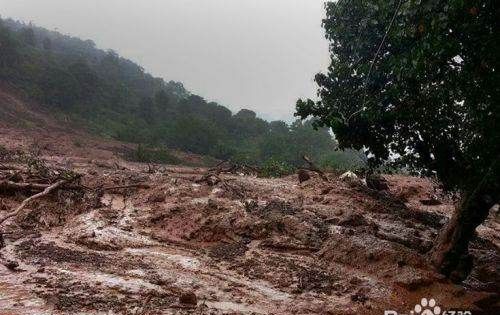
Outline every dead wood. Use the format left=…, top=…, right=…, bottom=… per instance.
left=0, top=179, right=67, bottom=226
left=302, top=155, right=329, bottom=182
left=0, top=180, right=51, bottom=192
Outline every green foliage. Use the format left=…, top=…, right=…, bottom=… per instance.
left=296, top=0, right=499, bottom=194
left=260, top=158, right=294, bottom=178
left=319, top=149, right=367, bottom=173
left=127, top=145, right=181, bottom=165
left=0, top=18, right=355, bottom=168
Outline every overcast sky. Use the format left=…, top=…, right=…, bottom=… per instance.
left=1, top=0, right=329, bottom=121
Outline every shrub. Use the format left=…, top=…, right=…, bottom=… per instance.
left=319, top=149, right=367, bottom=173
left=127, top=144, right=181, bottom=165
left=260, top=158, right=294, bottom=178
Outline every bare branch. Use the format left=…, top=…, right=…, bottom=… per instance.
left=0, top=179, right=67, bottom=226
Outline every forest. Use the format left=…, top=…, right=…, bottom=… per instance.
left=0, top=17, right=365, bottom=172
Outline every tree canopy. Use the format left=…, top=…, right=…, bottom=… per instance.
left=296, top=0, right=499, bottom=193
left=0, top=17, right=355, bottom=170
left=296, top=0, right=499, bottom=281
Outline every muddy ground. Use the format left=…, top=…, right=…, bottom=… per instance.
left=0, top=128, right=499, bottom=315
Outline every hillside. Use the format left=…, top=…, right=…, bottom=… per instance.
left=0, top=127, right=499, bottom=314
left=0, top=18, right=361, bottom=170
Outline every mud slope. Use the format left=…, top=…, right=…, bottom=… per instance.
left=0, top=135, right=499, bottom=314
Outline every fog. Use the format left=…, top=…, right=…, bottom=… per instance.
left=0, top=0, right=329, bottom=121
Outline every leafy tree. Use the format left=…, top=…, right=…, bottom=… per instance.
left=0, top=21, right=20, bottom=74
left=154, top=89, right=171, bottom=110
left=19, top=27, right=36, bottom=46
left=42, top=37, right=52, bottom=51
left=68, top=61, right=99, bottom=100
left=297, top=0, right=499, bottom=281
left=261, top=158, right=294, bottom=178
left=39, top=66, right=81, bottom=108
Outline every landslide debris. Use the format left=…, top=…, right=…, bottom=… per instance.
left=0, top=143, right=498, bottom=315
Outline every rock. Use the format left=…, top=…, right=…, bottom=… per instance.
left=366, top=252, right=378, bottom=261
left=340, top=171, right=358, bottom=181
left=4, top=260, right=19, bottom=271
left=366, top=174, right=389, bottom=191
left=179, top=291, right=197, bottom=305
left=351, top=289, right=369, bottom=303
left=298, top=169, right=311, bottom=183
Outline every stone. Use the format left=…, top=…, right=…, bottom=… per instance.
left=4, top=260, right=19, bottom=271
left=298, top=169, right=311, bottom=183
left=179, top=291, right=197, bottom=305
left=366, top=174, right=389, bottom=191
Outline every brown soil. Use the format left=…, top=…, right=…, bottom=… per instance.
left=0, top=91, right=498, bottom=314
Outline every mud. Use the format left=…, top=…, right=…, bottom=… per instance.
left=0, top=132, right=499, bottom=314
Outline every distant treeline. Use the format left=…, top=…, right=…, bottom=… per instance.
left=0, top=18, right=366, bottom=170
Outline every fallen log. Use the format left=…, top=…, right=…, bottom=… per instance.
left=0, top=180, right=50, bottom=192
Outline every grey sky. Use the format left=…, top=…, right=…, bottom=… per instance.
left=1, top=0, right=329, bottom=121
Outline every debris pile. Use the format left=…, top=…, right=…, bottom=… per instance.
left=0, top=145, right=498, bottom=314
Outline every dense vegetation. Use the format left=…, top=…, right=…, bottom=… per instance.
left=0, top=17, right=362, bottom=169
left=297, top=0, right=499, bottom=281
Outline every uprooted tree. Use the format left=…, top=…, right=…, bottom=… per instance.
left=296, top=0, right=499, bottom=282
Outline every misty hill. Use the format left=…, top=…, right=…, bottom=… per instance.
left=0, top=18, right=366, bottom=170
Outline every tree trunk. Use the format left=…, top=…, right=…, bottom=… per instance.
left=431, top=188, right=497, bottom=283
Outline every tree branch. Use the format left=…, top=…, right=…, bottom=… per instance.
left=348, top=0, right=404, bottom=124
left=0, top=180, right=67, bottom=226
